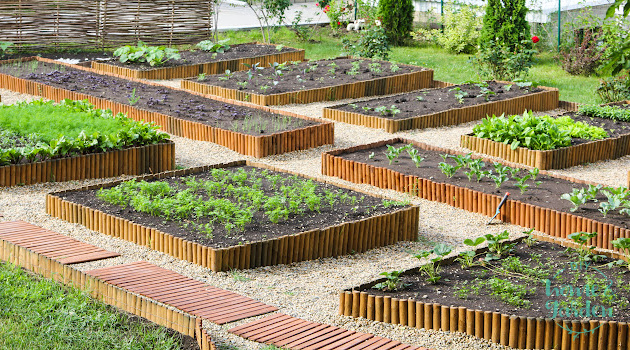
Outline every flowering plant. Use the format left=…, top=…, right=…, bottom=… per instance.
left=532, top=36, right=539, bottom=44
left=319, top=0, right=351, bottom=30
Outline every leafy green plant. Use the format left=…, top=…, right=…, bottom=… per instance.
left=561, top=188, right=589, bottom=212
left=567, top=231, right=600, bottom=262
left=438, top=162, right=458, bottom=178
left=449, top=87, right=468, bottom=104
left=373, top=270, right=409, bottom=291
left=218, top=69, right=234, bottom=81
left=484, top=230, right=515, bottom=258
left=489, top=162, right=510, bottom=188
left=0, top=41, right=12, bottom=58
left=197, top=39, right=231, bottom=53
left=513, top=174, right=531, bottom=194
left=471, top=40, right=535, bottom=81
left=384, top=144, right=410, bottom=164
left=113, top=41, right=180, bottom=67
left=406, top=147, right=424, bottom=167
left=611, top=237, right=630, bottom=271
left=377, top=0, right=414, bottom=44
left=374, top=105, right=400, bottom=116
left=127, top=88, right=139, bottom=106
left=342, top=24, right=391, bottom=60
left=523, top=228, right=537, bottom=247
left=414, top=243, right=452, bottom=284
left=599, top=187, right=626, bottom=217
left=473, top=111, right=607, bottom=151
left=579, top=104, right=630, bottom=122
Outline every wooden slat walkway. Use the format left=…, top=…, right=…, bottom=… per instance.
left=228, top=313, right=433, bottom=350
left=86, top=261, right=277, bottom=324
left=0, top=221, right=120, bottom=264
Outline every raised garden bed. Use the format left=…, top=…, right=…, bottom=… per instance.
left=0, top=57, right=333, bottom=157
left=91, top=42, right=305, bottom=80
left=338, top=233, right=630, bottom=350
left=181, top=58, right=433, bottom=106
left=322, top=138, right=630, bottom=258
left=46, top=160, right=419, bottom=272
left=323, top=81, right=559, bottom=132
left=461, top=104, right=630, bottom=170
left=0, top=99, right=174, bottom=186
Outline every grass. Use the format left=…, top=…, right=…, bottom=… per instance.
left=0, top=262, right=185, bottom=350
left=215, top=27, right=604, bottom=104
left=0, top=101, right=137, bottom=142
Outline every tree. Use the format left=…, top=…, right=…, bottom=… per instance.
left=479, top=0, right=531, bottom=51
left=601, top=0, right=630, bottom=74
left=239, top=0, right=291, bottom=43
left=377, top=0, right=414, bottom=45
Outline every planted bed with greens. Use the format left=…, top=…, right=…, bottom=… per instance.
left=0, top=60, right=318, bottom=136
left=59, top=166, right=410, bottom=248
left=334, top=141, right=630, bottom=229
left=359, top=232, right=630, bottom=323
left=0, top=99, right=168, bottom=166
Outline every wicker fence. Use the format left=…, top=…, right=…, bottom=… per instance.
left=0, top=0, right=213, bottom=51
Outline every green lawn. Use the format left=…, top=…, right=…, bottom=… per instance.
left=218, top=27, right=604, bottom=104
left=0, top=262, right=186, bottom=350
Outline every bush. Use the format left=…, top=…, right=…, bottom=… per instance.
left=597, top=74, right=630, bottom=103
left=479, top=0, right=531, bottom=51
left=342, top=24, right=391, bottom=60
left=560, top=28, right=604, bottom=76
left=377, top=0, right=414, bottom=44
left=433, top=6, right=482, bottom=54
left=471, top=40, right=535, bottom=81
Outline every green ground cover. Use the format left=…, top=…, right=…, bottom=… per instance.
left=0, top=262, right=187, bottom=350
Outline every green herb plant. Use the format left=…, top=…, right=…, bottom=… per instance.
left=113, top=41, right=180, bottom=67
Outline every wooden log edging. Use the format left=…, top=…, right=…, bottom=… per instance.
left=338, top=235, right=630, bottom=350
left=180, top=59, right=434, bottom=106
left=461, top=99, right=630, bottom=170
left=321, top=83, right=559, bottom=133
left=321, top=138, right=630, bottom=258
left=0, top=57, right=333, bottom=158
left=0, top=234, right=217, bottom=350
left=45, top=160, right=420, bottom=272
left=0, top=141, right=175, bottom=187
left=461, top=130, right=630, bottom=170
left=90, top=42, right=306, bottom=80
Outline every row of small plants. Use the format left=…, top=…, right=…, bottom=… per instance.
left=0, top=99, right=168, bottom=166
left=473, top=111, right=608, bottom=151
left=97, top=167, right=405, bottom=240
left=375, top=230, right=630, bottom=315
left=197, top=59, right=408, bottom=94
left=373, top=144, right=541, bottom=193
left=113, top=39, right=236, bottom=67
left=562, top=185, right=630, bottom=218
left=578, top=104, right=630, bottom=122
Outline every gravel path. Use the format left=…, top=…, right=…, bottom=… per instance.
left=0, top=83, right=627, bottom=350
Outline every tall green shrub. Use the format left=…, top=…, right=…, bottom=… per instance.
left=479, top=0, right=531, bottom=50
left=377, top=0, right=414, bottom=44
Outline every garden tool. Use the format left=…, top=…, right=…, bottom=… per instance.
left=487, top=192, right=510, bottom=225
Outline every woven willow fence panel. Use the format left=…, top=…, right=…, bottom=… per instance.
left=0, top=0, right=213, bottom=50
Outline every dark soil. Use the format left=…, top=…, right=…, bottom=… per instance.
left=362, top=240, right=630, bottom=322
left=0, top=61, right=317, bottom=136
left=59, top=166, right=405, bottom=248
left=103, top=43, right=298, bottom=70
left=192, top=58, right=427, bottom=95
left=339, top=142, right=630, bottom=229
left=331, top=82, right=541, bottom=120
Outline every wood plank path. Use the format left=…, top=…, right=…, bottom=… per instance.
left=86, top=261, right=278, bottom=324
left=229, top=313, right=433, bottom=350
left=0, top=221, right=120, bottom=264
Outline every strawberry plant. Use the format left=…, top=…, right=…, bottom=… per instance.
left=414, top=243, right=452, bottom=284
left=113, top=41, right=181, bottom=67
left=196, top=39, right=231, bottom=53
left=373, top=271, right=409, bottom=291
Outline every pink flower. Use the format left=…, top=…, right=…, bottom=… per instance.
left=316, top=2, right=319, bottom=6
left=532, top=36, right=539, bottom=44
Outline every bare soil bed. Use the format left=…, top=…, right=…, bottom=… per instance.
left=330, top=81, right=541, bottom=120
left=191, top=58, right=427, bottom=95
